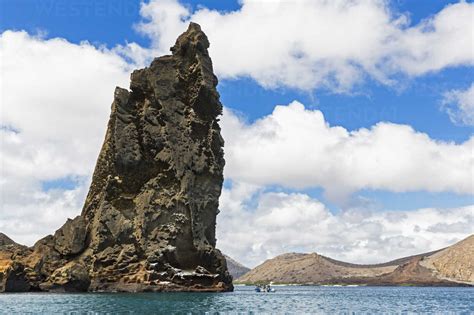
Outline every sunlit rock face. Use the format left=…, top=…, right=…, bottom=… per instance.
left=0, top=23, right=232, bottom=293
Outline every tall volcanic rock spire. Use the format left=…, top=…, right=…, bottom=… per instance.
left=0, top=23, right=233, bottom=292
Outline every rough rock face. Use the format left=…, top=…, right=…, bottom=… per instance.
left=0, top=233, right=16, bottom=246
left=0, top=23, right=232, bottom=292
left=53, top=216, right=87, bottom=256
left=0, top=234, right=32, bottom=292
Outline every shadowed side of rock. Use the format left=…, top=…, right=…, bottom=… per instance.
left=0, top=23, right=232, bottom=293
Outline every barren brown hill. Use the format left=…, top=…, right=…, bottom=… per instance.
left=420, top=235, right=473, bottom=283
left=237, top=235, right=473, bottom=286
left=237, top=252, right=397, bottom=284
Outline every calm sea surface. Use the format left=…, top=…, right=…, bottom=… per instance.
left=0, top=286, right=472, bottom=314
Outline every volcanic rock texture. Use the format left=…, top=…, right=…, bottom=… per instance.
left=0, top=23, right=233, bottom=292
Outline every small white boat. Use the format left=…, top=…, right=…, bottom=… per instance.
left=255, top=284, right=276, bottom=292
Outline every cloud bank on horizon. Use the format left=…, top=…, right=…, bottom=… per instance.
left=0, top=0, right=473, bottom=267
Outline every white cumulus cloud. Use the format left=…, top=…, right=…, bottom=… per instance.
left=0, top=31, right=132, bottom=244
left=221, top=101, right=474, bottom=202
left=132, top=0, right=474, bottom=91
left=442, top=83, right=474, bottom=126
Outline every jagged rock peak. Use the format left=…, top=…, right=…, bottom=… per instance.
left=172, top=22, right=210, bottom=54
left=0, top=23, right=232, bottom=293
left=0, top=233, right=16, bottom=246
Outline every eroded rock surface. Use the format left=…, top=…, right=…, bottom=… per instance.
left=0, top=23, right=232, bottom=292
left=54, top=216, right=86, bottom=256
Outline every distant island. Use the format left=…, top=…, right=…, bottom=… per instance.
left=235, top=235, right=473, bottom=286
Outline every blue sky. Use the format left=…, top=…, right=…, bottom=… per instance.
left=0, top=0, right=472, bottom=265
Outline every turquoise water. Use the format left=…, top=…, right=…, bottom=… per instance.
left=0, top=286, right=472, bottom=314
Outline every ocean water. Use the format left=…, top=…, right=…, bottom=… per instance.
left=0, top=286, right=472, bottom=314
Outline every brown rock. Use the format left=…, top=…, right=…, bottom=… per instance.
left=40, top=262, right=90, bottom=292
left=0, top=241, right=32, bottom=292
left=53, top=216, right=87, bottom=256
left=0, top=233, right=17, bottom=246
left=0, top=262, right=30, bottom=292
